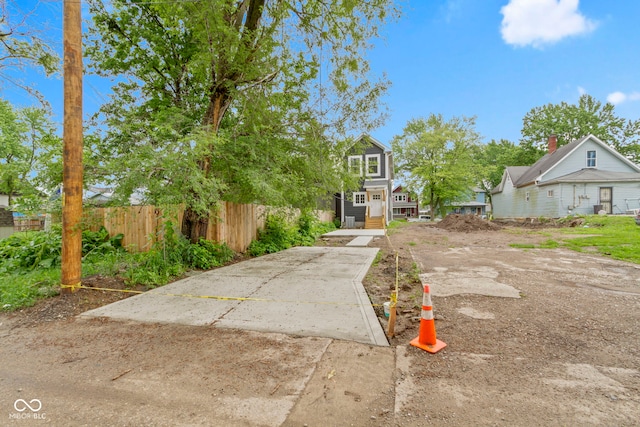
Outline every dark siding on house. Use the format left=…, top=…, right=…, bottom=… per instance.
left=0, top=208, right=13, bottom=227
left=343, top=142, right=388, bottom=222
left=334, top=193, right=342, bottom=220
left=340, top=135, right=393, bottom=225
left=363, top=145, right=387, bottom=179
left=349, top=143, right=387, bottom=178
left=344, top=202, right=366, bottom=222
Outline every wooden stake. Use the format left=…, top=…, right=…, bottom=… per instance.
left=61, top=0, right=83, bottom=294
left=387, top=303, right=396, bottom=337
left=387, top=251, right=399, bottom=337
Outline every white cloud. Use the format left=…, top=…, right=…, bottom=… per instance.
left=607, top=91, right=627, bottom=104
left=500, top=0, right=598, bottom=48
left=441, top=0, right=464, bottom=23
left=607, top=91, right=640, bottom=105
left=577, top=86, right=587, bottom=96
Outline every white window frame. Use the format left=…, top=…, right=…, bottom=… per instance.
left=394, top=194, right=407, bottom=202
left=348, top=155, right=362, bottom=175
left=586, top=150, right=596, bottom=168
left=365, top=154, right=381, bottom=177
left=547, top=190, right=554, bottom=198
left=353, top=192, right=366, bottom=206
left=525, top=192, right=530, bottom=202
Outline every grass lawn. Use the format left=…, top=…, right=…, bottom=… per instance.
left=510, top=215, right=640, bottom=264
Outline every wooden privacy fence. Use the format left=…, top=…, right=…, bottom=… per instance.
left=83, top=202, right=334, bottom=253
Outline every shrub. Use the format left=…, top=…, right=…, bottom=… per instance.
left=0, top=228, right=62, bottom=271
left=248, top=212, right=336, bottom=257
left=187, top=239, right=235, bottom=270
left=82, top=226, right=124, bottom=259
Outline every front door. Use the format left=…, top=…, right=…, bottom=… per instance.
left=369, top=191, right=383, bottom=217
left=599, top=187, right=612, bottom=214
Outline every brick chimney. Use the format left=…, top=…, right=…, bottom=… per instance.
left=548, top=134, right=557, bottom=154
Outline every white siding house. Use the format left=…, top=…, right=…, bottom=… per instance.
left=492, top=135, right=640, bottom=218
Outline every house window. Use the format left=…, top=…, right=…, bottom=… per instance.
left=394, top=194, right=407, bottom=202
left=348, top=156, right=362, bottom=175
left=365, top=154, right=380, bottom=177
left=353, top=192, right=366, bottom=206
left=525, top=192, right=530, bottom=202
left=587, top=150, right=596, bottom=168
left=372, top=194, right=381, bottom=201
left=547, top=190, right=554, bottom=198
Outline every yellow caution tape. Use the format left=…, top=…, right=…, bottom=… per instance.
left=59, top=284, right=382, bottom=307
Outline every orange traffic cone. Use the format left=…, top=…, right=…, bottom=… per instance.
left=410, top=284, right=447, bottom=354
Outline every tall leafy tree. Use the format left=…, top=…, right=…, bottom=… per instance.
left=0, top=98, right=60, bottom=210
left=0, top=1, right=59, bottom=101
left=392, top=114, right=482, bottom=219
left=86, top=0, right=398, bottom=242
left=521, top=94, right=640, bottom=163
left=473, top=139, right=538, bottom=208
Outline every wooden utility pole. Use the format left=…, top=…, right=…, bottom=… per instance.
left=61, top=0, right=83, bottom=294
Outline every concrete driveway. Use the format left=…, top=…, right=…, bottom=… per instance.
left=81, top=246, right=388, bottom=346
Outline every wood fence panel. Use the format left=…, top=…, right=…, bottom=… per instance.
left=84, top=203, right=332, bottom=253
left=206, top=205, right=224, bottom=244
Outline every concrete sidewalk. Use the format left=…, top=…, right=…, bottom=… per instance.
left=81, top=246, right=388, bottom=346
left=322, top=229, right=386, bottom=237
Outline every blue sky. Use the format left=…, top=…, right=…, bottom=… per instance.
left=369, top=0, right=640, bottom=146
left=2, top=0, right=640, bottom=148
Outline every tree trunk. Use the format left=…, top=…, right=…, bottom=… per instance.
left=181, top=208, right=210, bottom=244
left=180, top=88, right=230, bottom=243
left=180, top=1, right=265, bottom=243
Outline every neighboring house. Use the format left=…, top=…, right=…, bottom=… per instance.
left=448, top=188, right=491, bottom=217
left=0, top=207, right=14, bottom=239
left=84, top=186, right=145, bottom=206
left=492, top=134, right=640, bottom=218
left=335, top=134, right=394, bottom=229
left=1, top=192, right=47, bottom=232
left=392, top=185, right=419, bottom=219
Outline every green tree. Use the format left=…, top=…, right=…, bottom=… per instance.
left=86, top=0, right=398, bottom=242
left=392, top=114, right=482, bottom=219
left=0, top=99, right=61, bottom=211
left=0, top=1, right=59, bottom=102
left=473, top=139, right=539, bottom=209
left=521, top=94, right=640, bottom=163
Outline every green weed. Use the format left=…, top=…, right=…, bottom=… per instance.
left=0, top=268, right=61, bottom=310
left=509, top=243, right=535, bottom=249
left=0, top=220, right=239, bottom=310
left=559, top=215, right=640, bottom=263
left=248, top=213, right=335, bottom=257
left=538, top=239, right=560, bottom=249
left=508, top=215, right=640, bottom=264
left=372, top=251, right=383, bottom=267
left=409, top=262, right=421, bottom=284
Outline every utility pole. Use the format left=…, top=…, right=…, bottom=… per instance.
left=61, top=0, right=83, bottom=294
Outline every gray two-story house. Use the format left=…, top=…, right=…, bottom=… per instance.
left=335, top=135, right=393, bottom=229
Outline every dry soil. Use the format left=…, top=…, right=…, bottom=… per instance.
left=1, top=217, right=639, bottom=426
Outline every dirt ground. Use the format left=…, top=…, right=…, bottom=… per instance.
left=364, top=216, right=640, bottom=426
left=2, top=216, right=640, bottom=426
